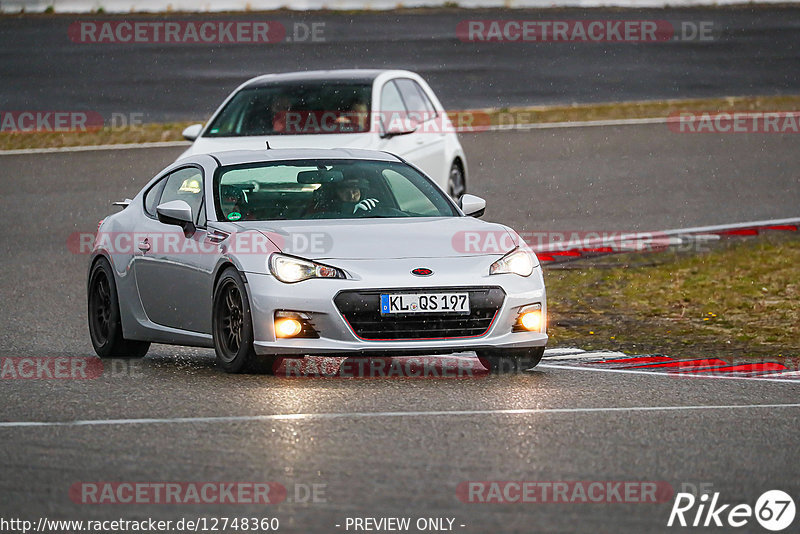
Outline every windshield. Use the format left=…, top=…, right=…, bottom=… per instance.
left=204, top=83, right=372, bottom=136
left=215, top=159, right=458, bottom=221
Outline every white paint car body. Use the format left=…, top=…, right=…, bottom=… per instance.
left=179, top=69, right=469, bottom=197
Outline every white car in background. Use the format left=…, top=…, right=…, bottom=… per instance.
left=179, top=69, right=469, bottom=198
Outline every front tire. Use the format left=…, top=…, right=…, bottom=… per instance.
left=212, top=268, right=280, bottom=374
left=477, top=347, right=545, bottom=374
left=87, top=257, right=150, bottom=358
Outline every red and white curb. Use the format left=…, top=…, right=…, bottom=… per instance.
left=541, top=349, right=800, bottom=383
left=534, top=217, right=800, bottom=264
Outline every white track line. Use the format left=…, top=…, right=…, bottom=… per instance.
left=542, top=352, right=626, bottom=361
left=488, top=111, right=800, bottom=132
left=0, top=118, right=658, bottom=156
left=541, top=347, right=594, bottom=357
left=0, top=403, right=798, bottom=429
left=0, top=116, right=714, bottom=156
left=542, top=348, right=583, bottom=355
left=6, top=112, right=800, bottom=155
left=538, top=363, right=800, bottom=384
left=756, top=370, right=800, bottom=379
left=535, top=217, right=800, bottom=255
left=0, top=141, right=190, bottom=156
left=487, top=117, right=670, bottom=131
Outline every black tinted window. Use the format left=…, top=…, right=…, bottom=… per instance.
left=205, top=83, right=372, bottom=136
left=215, top=159, right=457, bottom=222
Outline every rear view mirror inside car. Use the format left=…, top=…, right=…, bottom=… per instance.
left=297, top=169, right=344, bottom=184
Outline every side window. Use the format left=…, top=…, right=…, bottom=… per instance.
left=416, top=82, right=437, bottom=116
left=143, top=179, right=166, bottom=217
left=395, top=79, right=437, bottom=119
left=158, top=167, right=205, bottom=224
left=382, top=169, right=439, bottom=215
left=380, top=81, right=406, bottom=113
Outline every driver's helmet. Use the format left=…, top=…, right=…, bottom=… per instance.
left=220, top=185, right=248, bottom=220
left=335, top=176, right=369, bottom=203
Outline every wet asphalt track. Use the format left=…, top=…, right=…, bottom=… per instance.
left=2, top=4, right=800, bottom=530
left=0, top=125, right=798, bottom=532
left=1, top=6, right=800, bottom=122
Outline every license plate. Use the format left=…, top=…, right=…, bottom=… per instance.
left=380, top=293, right=470, bottom=314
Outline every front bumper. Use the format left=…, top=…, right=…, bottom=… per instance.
left=244, top=258, right=547, bottom=357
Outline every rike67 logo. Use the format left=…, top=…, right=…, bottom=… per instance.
left=668, top=490, right=796, bottom=531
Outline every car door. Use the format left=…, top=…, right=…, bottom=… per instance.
left=377, top=78, right=446, bottom=180
left=132, top=166, right=216, bottom=334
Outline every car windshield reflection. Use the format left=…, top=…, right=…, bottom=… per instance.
left=215, top=159, right=458, bottom=222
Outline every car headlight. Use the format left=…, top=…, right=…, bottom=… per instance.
left=268, top=253, right=345, bottom=283
left=489, top=248, right=536, bottom=277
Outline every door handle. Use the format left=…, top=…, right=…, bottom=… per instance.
left=138, top=238, right=151, bottom=252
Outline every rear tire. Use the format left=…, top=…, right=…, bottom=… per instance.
left=87, top=257, right=150, bottom=358
left=477, top=347, right=545, bottom=374
left=212, top=268, right=281, bottom=374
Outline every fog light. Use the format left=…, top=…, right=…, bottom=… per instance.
left=513, top=304, right=544, bottom=333
left=275, top=318, right=303, bottom=338
left=274, top=310, right=320, bottom=339
left=519, top=310, right=542, bottom=331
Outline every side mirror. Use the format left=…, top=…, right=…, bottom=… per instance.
left=157, top=200, right=195, bottom=233
left=182, top=124, right=203, bottom=141
left=380, top=121, right=418, bottom=139
left=459, top=194, right=486, bottom=218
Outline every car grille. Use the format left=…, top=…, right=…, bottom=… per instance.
left=334, top=286, right=505, bottom=340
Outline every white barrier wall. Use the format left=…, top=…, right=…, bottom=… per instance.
left=2, top=0, right=797, bottom=12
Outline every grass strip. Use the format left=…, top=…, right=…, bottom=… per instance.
left=545, top=232, right=800, bottom=363
left=2, top=94, right=799, bottom=151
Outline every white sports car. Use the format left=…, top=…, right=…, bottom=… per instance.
left=179, top=69, right=469, bottom=198
left=87, top=149, right=546, bottom=374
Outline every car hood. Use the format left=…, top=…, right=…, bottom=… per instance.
left=235, top=217, right=520, bottom=260
left=181, top=133, right=376, bottom=157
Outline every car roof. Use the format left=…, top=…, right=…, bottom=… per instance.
left=203, top=148, right=403, bottom=167
left=241, top=69, right=412, bottom=89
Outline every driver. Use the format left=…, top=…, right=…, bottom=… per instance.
left=334, top=177, right=380, bottom=215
